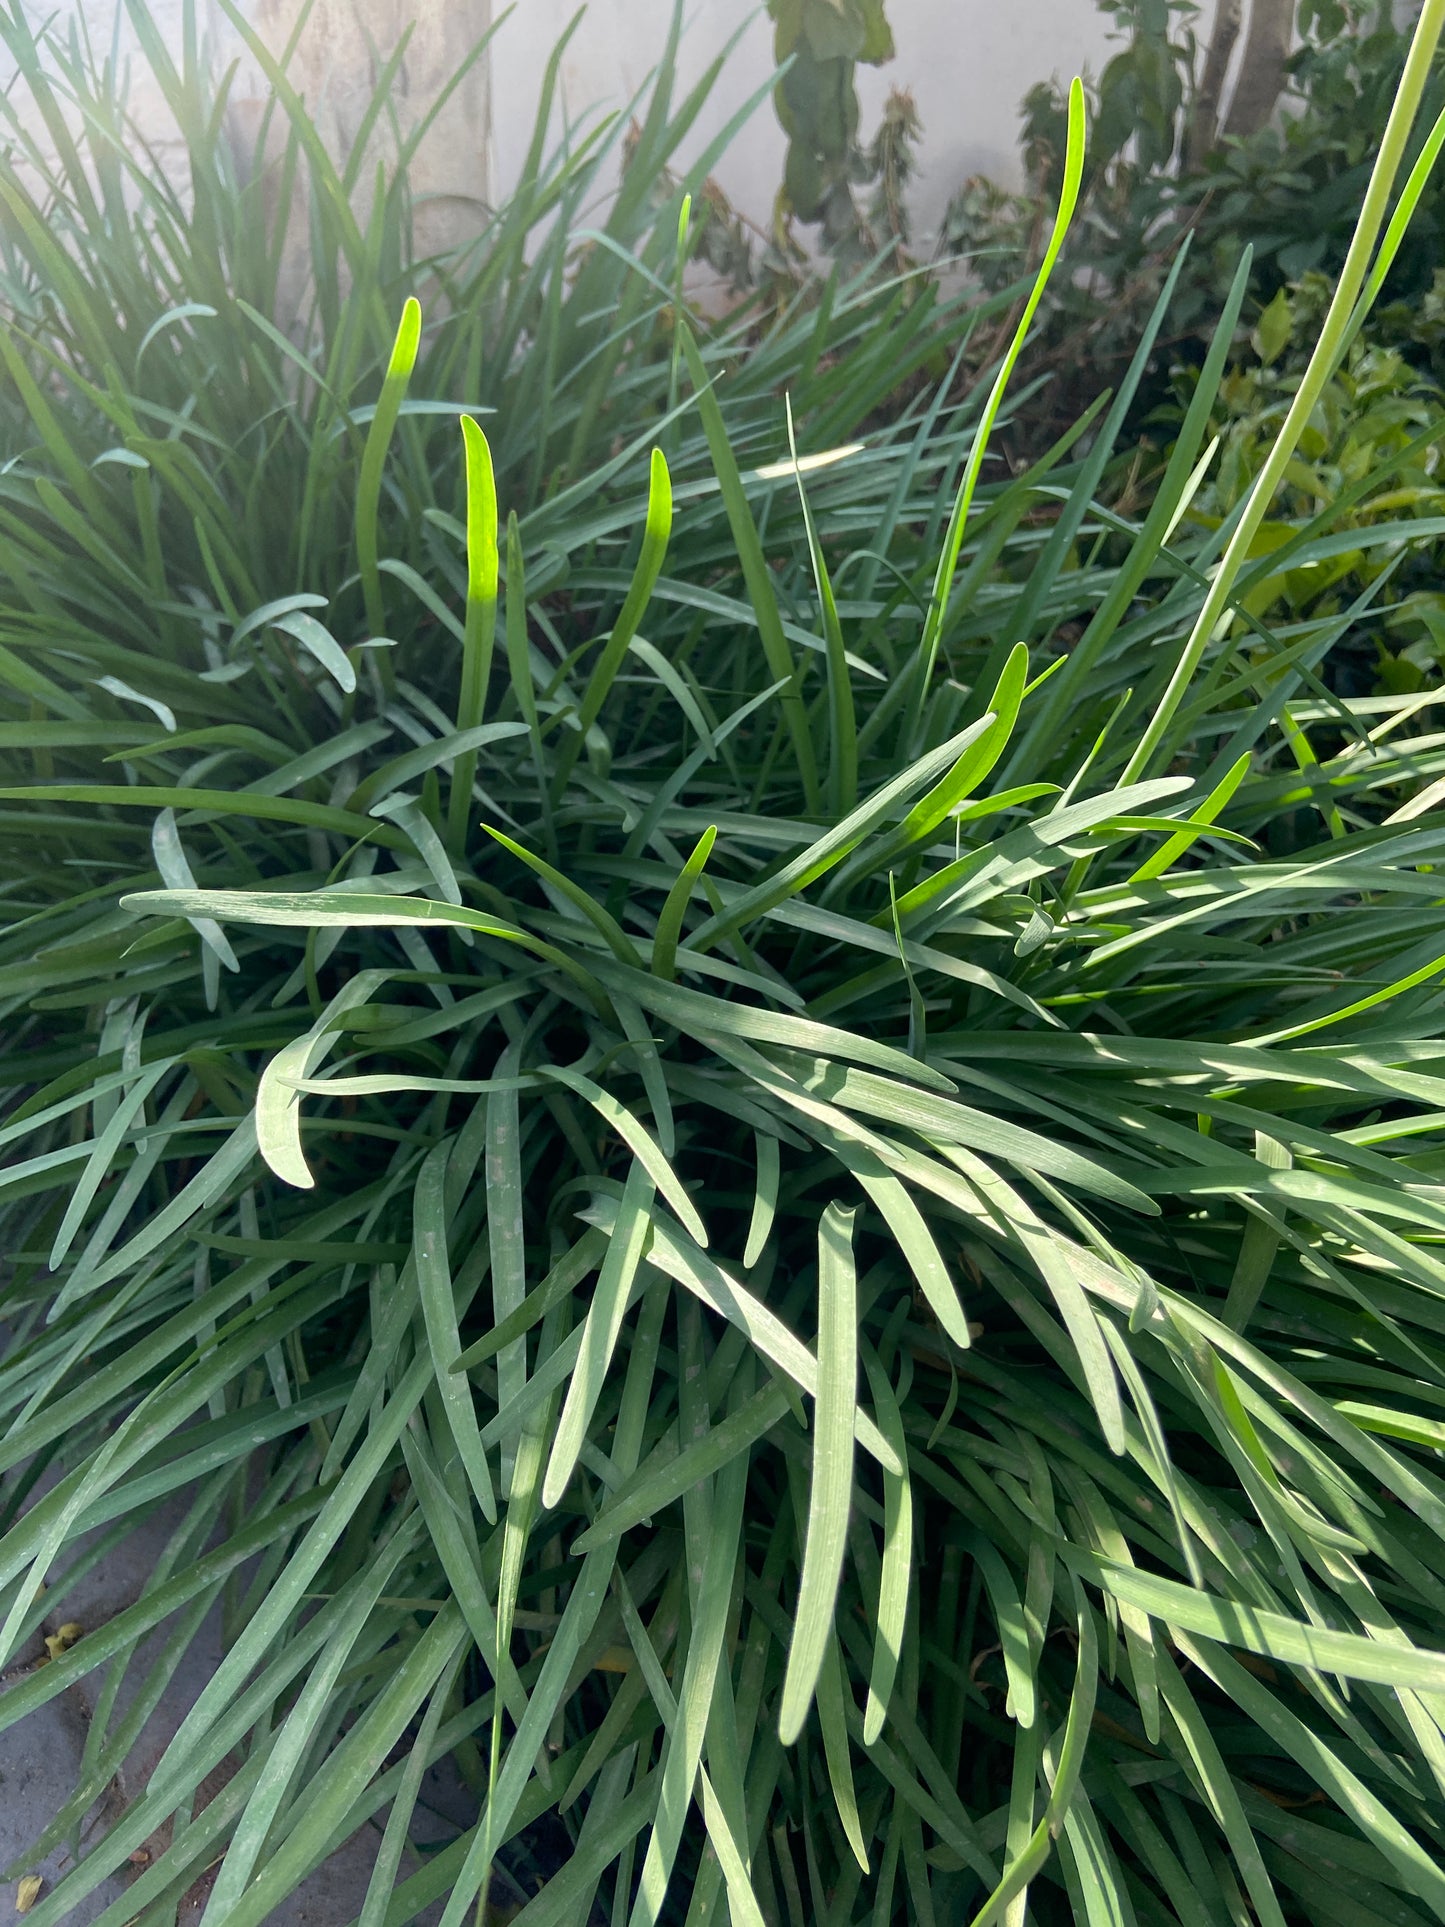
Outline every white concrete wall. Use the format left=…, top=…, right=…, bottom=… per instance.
left=486, top=0, right=1129, bottom=248
left=6, top=0, right=1247, bottom=249
left=244, top=0, right=492, bottom=260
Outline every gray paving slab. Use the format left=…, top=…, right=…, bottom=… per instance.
left=0, top=1486, right=454, bottom=1924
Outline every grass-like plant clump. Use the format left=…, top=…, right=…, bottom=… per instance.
left=8, top=3, right=1445, bottom=1924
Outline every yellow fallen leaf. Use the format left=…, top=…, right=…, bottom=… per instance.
left=17, top=1874, right=42, bottom=1913
left=43, top=1624, right=81, bottom=1662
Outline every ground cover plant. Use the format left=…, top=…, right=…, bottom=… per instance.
left=9, top=2, right=1445, bottom=1924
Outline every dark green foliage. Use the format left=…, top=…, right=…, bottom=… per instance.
left=1147, top=272, right=1445, bottom=695
left=942, top=0, right=1445, bottom=450
left=766, top=0, right=897, bottom=255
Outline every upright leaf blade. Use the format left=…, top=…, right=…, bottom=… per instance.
left=780, top=1201, right=857, bottom=1745
left=355, top=296, right=422, bottom=641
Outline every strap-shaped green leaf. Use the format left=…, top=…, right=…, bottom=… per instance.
left=355, top=296, right=421, bottom=641
left=544, top=1160, right=657, bottom=1507
left=684, top=714, right=997, bottom=957
left=540, top=1064, right=706, bottom=1245
left=786, top=395, right=856, bottom=817
left=908, top=78, right=1087, bottom=735
left=968, top=1575, right=1098, bottom=1927
left=743, top=1128, right=780, bottom=1269
left=573, top=1378, right=793, bottom=1551
left=780, top=1200, right=857, bottom=1745
left=449, top=414, right=500, bottom=849
left=484, top=824, right=643, bottom=965
left=588, top=1194, right=900, bottom=1474
left=555, top=445, right=672, bottom=795
left=679, top=322, right=820, bottom=810
left=651, top=822, right=716, bottom=982
left=859, top=1342, right=912, bottom=1746
left=414, top=1142, right=497, bottom=1522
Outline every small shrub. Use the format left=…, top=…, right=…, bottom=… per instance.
left=1150, top=271, right=1445, bottom=696
left=941, top=0, right=1445, bottom=452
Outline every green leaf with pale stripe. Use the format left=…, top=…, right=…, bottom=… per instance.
left=780, top=1201, right=858, bottom=1745
left=544, top=1160, right=656, bottom=1507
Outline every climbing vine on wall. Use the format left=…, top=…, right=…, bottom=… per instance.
left=767, top=0, right=896, bottom=253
